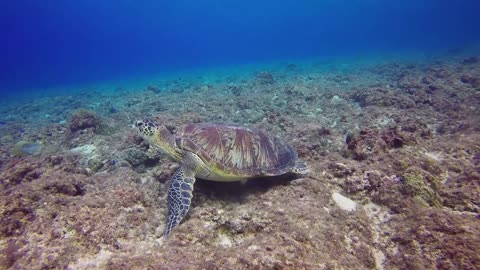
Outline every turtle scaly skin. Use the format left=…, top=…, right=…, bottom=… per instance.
left=136, top=119, right=309, bottom=238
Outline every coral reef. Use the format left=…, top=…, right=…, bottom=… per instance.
left=0, top=54, right=480, bottom=269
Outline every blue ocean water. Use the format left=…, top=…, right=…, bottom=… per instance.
left=0, top=0, right=479, bottom=94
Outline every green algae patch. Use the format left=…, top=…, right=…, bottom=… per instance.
left=87, top=159, right=105, bottom=173
left=11, top=141, right=43, bottom=157
left=401, top=167, right=443, bottom=207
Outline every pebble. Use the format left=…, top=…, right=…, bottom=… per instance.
left=332, top=192, right=357, bottom=212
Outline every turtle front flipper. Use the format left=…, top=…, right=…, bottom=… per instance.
left=165, top=165, right=196, bottom=238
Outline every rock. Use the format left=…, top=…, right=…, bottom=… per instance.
left=146, top=85, right=161, bottom=93
left=328, top=162, right=355, bottom=177
left=70, top=144, right=97, bottom=157
left=460, top=74, right=480, bottom=88
left=285, top=63, right=298, bottom=71
left=0, top=159, right=43, bottom=188
left=44, top=177, right=86, bottom=196
left=390, top=208, right=480, bottom=269
left=122, top=147, right=150, bottom=167
left=400, top=167, right=442, bottom=207
left=332, top=192, right=357, bottom=212
left=69, top=110, right=100, bottom=132
left=462, top=56, right=479, bottom=65
left=350, top=87, right=415, bottom=109
left=346, top=127, right=418, bottom=160
left=255, top=72, right=275, bottom=85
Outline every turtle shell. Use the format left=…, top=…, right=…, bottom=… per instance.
left=175, top=123, right=298, bottom=176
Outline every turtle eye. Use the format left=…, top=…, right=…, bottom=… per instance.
left=136, top=120, right=144, bottom=127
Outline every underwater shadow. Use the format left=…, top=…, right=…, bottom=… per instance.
left=194, top=173, right=296, bottom=204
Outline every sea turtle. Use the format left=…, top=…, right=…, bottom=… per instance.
left=136, top=120, right=309, bottom=237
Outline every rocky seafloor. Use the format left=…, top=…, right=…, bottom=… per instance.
left=0, top=54, right=479, bottom=270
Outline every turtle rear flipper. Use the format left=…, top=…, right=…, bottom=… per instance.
left=165, top=165, right=196, bottom=238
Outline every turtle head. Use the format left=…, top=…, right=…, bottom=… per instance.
left=136, top=119, right=157, bottom=137
left=291, top=159, right=310, bottom=176
left=136, top=119, right=182, bottom=161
